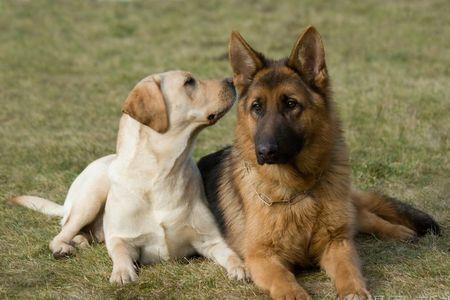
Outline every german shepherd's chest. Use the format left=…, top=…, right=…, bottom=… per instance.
left=245, top=196, right=324, bottom=266
left=198, top=147, right=339, bottom=265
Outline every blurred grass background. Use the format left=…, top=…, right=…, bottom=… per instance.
left=0, top=0, right=448, bottom=298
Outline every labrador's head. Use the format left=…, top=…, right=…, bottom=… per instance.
left=122, top=70, right=236, bottom=133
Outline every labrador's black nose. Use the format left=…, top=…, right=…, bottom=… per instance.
left=256, top=142, right=279, bottom=164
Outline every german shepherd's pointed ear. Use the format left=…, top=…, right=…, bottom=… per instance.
left=122, top=75, right=169, bottom=133
left=229, top=31, right=264, bottom=94
left=288, top=26, right=328, bottom=91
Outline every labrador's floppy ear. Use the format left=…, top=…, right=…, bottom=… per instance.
left=229, top=31, right=265, bottom=94
left=122, top=75, right=169, bottom=133
left=288, top=26, right=328, bottom=91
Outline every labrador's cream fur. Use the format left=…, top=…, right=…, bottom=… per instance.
left=12, top=70, right=247, bottom=285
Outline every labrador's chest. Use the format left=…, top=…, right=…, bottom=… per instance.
left=137, top=217, right=196, bottom=264
left=125, top=204, right=196, bottom=264
left=105, top=179, right=199, bottom=263
left=106, top=155, right=201, bottom=264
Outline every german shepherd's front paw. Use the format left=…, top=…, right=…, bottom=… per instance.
left=342, top=288, right=372, bottom=300
left=271, top=282, right=312, bottom=300
left=226, top=255, right=250, bottom=281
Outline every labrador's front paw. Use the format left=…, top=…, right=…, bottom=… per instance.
left=50, top=240, right=75, bottom=259
left=226, top=255, right=250, bottom=281
left=109, top=265, right=138, bottom=285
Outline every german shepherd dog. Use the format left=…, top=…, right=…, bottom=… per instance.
left=198, top=26, right=440, bottom=299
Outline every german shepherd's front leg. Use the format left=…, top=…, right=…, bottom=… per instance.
left=320, top=239, right=370, bottom=300
left=246, top=247, right=311, bottom=300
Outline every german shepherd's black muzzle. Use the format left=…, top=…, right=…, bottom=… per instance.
left=254, top=114, right=304, bottom=165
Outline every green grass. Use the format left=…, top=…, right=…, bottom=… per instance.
left=1, top=0, right=449, bottom=299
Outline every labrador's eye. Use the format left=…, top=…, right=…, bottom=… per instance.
left=184, top=76, right=196, bottom=87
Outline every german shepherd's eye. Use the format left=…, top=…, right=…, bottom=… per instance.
left=184, top=76, right=196, bottom=87
left=251, top=100, right=263, bottom=115
left=284, top=96, right=299, bottom=110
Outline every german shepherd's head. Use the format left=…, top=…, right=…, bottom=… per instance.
left=230, top=26, right=344, bottom=176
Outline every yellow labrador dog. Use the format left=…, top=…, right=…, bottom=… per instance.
left=12, top=70, right=247, bottom=285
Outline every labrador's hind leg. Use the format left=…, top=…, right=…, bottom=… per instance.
left=50, top=156, right=112, bottom=258
left=71, top=233, right=90, bottom=249
left=50, top=215, right=91, bottom=258
left=50, top=199, right=107, bottom=258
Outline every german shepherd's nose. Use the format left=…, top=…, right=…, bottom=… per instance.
left=256, top=142, right=279, bottom=164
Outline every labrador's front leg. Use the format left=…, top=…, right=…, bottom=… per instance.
left=107, top=237, right=139, bottom=285
left=190, top=200, right=248, bottom=281
left=192, top=236, right=248, bottom=281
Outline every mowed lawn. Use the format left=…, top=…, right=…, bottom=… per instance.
left=1, top=0, right=449, bottom=299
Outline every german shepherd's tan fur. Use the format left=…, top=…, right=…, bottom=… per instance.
left=199, top=26, right=440, bottom=299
